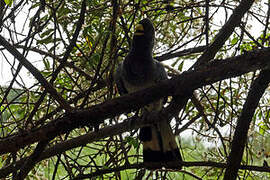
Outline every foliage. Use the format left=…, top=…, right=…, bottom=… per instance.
left=0, top=0, right=270, bottom=179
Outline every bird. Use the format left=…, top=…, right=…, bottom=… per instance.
left=114, top=18, right=182, bottom=166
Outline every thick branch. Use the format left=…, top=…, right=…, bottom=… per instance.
left=0, top=48, right=269, bottom=155
left=193, top=0, right=254, bottom=68
left=223, top=69, right=270, bottom=180
left=0, top=116, right=139, bottom=177
left=15, top=139, right=50, bottom=180
left=167, top=0, right=254, bottom=124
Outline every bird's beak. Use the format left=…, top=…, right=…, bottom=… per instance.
left=134, top=24, right=144, bottom=36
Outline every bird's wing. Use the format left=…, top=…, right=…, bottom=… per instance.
left=153, top=60, right=168, bottom=82
left=114, top=62, right=128, bottom=95
left=153, top=60, right=168, bottom=104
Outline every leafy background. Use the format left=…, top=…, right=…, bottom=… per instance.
left=0, top=0, right=270, bottom=179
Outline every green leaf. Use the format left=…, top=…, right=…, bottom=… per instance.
left=40, top=29, right=54, bottom=38
left=89, top=53, right=100, bottom=66
left=178, top=61, right=184, bottom=71
left=43, top=59, right=50, bottom=70
left=258, top=121, right=269, bottom=136
left=4, top=0, right=13, bottom=6
left=37, top=34, right=53, bottom=45
left=171, top=59, right=179, bottom=68
left=231, top=37, right=238, bottom=45
left=125, top=136, right=139, bottom=149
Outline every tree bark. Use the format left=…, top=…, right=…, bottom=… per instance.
left=223, top=69, right=270, bottom=180
left=0, top=48, right=270, bottom=155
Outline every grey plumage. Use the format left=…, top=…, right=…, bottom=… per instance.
left=115, top=58, right=167, bottom=95
left=115, top=18, right=182, bottom=166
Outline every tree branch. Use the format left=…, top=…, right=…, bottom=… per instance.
left=14, top=139, right=50, bottom=180
left=223, top=69, right=270, bottom=179
left=192, top=0, right=254, bottom=68
left=74, top=161, right=270, bottom=179
left=155, top=45, right=207, bottom=61
left=26, top=0, right=86, bottom=123
left=165, top=0, right=254, bottom=126
left=0, top=35, right=72, bottom=112
left=0, top=48, right=269, bottom=155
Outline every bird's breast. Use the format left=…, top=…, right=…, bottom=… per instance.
left=123, top=77, right=154, bottom=93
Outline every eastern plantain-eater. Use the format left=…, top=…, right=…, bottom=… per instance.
left=115, top=18, right=182, bottom=165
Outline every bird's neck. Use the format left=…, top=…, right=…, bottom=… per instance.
left=129, top=48, right=152, bottom=59
left=124, top=53, right=153, bottom=84
left=130, top=36, right=153, bottom=58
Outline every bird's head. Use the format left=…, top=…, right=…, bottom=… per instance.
left=134, top=18, right=155, bottom=38
left=131, top=18, right=155, bottom=54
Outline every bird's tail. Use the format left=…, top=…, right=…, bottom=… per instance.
left=139, top=119, right=182, bottom=167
